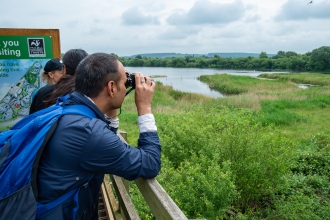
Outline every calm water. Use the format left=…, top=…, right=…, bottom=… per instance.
left=125, top=67, right=282, bottom=98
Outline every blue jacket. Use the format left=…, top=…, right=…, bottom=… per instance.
left=37, top=92, right=161, bottom=220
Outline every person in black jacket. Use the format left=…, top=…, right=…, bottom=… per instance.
left=29, top=49, right=88, bottom=114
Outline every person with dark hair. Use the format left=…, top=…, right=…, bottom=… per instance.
left=44, top=74, right=75, bottom=107
left=29, top=49, right=88, bottom=114
left=61, top=49, right=89, bottom=76
left=36, top=53, right=161, bottom=220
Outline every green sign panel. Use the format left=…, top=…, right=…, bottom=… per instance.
left=0, top=35, right=54, bottom=131
left=0, top=36, right=53, bottom=59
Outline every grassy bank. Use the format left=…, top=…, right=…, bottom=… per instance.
left=199, top=73, right=330, bottom=141
left=120, top=72, right=330, bottom=219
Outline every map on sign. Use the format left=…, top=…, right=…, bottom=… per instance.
left=0, top=61, right=42, bottom=122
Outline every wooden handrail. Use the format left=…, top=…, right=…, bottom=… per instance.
left=134, top=178, right=188, bottom=220
left=100, top=130, right=188, bottom=220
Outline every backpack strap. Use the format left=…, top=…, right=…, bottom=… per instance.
left=31, top=104, right=96, bottom=199
left=36, top=187, right=78, bottom=218
left=62, top=104, right=96, bottom=119
left=34, top=103, right=96, bottom=218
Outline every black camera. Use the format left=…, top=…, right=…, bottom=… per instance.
left=125, top=72, right=136, bottom=89
left=125, top=72, right=155, bottom=96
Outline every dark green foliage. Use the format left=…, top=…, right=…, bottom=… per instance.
left=266, top=133, right=330, bottom=219
left=269, top=194, right=330, bottom=220
left=259, top=52, right=268, bottom=59
left=292, top=133, right=330, bottom=176
left=292, top=152, right=330, bottom=176
left=306, top=46, right=330, bottom=71
left=119, top=46, right=330, bottom=72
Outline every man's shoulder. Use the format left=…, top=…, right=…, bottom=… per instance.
left=60, top=114, right=108, bottom=131
left=55, top=115, right=115, bottom=145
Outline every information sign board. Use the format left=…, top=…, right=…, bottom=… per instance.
left=0, top=28, right=61, bottom=131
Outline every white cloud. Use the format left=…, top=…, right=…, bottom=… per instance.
left=1, top=0, right=329, bottom=56
left=166, top=0, right=245, bottom=25
left=274, top=0, right=330, bottom=21
left=121, top=7, right=160, bottom=25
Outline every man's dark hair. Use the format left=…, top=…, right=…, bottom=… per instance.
left=63, top=49, right=88, bottom=76
left=75, top=53, right=120, bottom=97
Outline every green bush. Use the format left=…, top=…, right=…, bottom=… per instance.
left=268, top=194, right=330, bottom=220
left=157, top=107, right=295, bottom=212
left=311, top=132, right=330, bottom=151
left=269, top=133, right=330, bottom=219
left=158, top=155, right=237, bottom=219
left=291, top=152, right=330, bottom=176
left=291, top=133, right=330, bottom=177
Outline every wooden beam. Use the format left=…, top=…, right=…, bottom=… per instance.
left=110, top=175, right=140, bottom=220
left=101, top=179, right=115, bottom=220
left=135, top=178, right=188, bottom=220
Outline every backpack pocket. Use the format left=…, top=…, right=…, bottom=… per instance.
left=0, top=183, right=36, bottom=220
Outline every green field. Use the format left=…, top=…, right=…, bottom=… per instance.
left=120, top=72, right=330, bottom=219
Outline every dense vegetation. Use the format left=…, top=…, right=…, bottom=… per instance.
left=117, top=46, right=330, bottom=72
left=119, top=72, right=330, bottom=219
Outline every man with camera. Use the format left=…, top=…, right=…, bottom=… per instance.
left=36, top=53, right=161, bottom=220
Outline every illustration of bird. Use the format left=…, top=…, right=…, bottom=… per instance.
left=307, top=1, right=313, bottom=4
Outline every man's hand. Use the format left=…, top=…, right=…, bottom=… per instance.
left=134, top=72, right=156, bottom=116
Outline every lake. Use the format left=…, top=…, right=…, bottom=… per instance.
left=125, top=67, right=284, bottom=98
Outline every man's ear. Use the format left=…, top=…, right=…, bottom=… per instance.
left=107, top=81, right=116, bottom=97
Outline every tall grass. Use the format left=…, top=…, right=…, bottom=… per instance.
left=259, top=72, right=330, bottom=86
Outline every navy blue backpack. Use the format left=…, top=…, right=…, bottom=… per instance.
left=0, top=95, right=95, bottom=220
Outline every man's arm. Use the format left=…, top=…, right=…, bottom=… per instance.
left=79, top=119, right=161, bottom=180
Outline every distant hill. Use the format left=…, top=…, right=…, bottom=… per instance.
left=123, top=52, right=275, bottom=59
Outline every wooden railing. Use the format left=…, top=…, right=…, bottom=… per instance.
left=99, top=130, right=188, bottom=220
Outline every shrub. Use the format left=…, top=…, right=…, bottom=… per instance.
left=158, top=155, right=237, bottom=219
left=291, top=133, right=330, bottom=177
left=157, top=107, right=295, bottom=210
left=269, top=194, right=330, bottom=220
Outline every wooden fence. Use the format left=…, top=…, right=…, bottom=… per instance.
left=98, top=130, right=189, bottom=220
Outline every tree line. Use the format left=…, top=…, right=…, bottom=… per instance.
left=117, top=46, right=330, bottom=72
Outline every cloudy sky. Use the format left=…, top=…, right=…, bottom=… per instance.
left=1, top=0, right=329, bottom=56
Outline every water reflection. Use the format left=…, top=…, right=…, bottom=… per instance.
left=157, top=76, right=224, bottom=98
left=125, top=67, right=283, bottom=98
left=297, top=84, right=318, bottom=89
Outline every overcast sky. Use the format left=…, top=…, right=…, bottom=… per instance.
left=1, top=0, right=329, bottom=56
